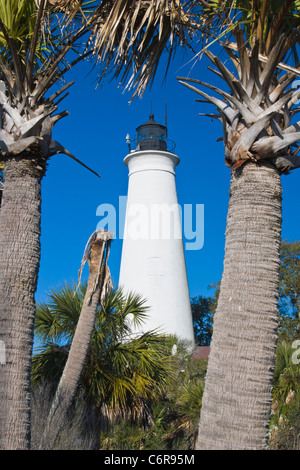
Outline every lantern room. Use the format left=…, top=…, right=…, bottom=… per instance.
left=136, top=113, right=167, bottom=151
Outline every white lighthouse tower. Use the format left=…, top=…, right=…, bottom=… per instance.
left=119, top=113, right=195, bottom=350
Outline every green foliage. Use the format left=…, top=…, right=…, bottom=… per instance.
left=100, top=340, right=207, bottom=450
left=34, top=238, right=300, bottom=450
left=191, top=295, right=213, bottom=345
left=269, top=242, right=300, bottom=449
left=269, top=390, right=300, bottom=450
left=160, top=352, right=206, bottom=450
left=0, top=0, right=62, bottom=71
left=191, top=282, right=220, bottom=346
left=277, top=316, right=300, bottom=343
left=0, top=0, right=37, bottom=50
left=101, top=418, right=167, bottom=451
left=208, top=281, right=220, bottom=315
left=273, top=341, right=300, bottom=390
left=279, top=240, right=300, bottom=319
left=200, top=0, right=300, bottom=58
left=277, top=240, right=300, bottom=350
left=272, top=391, right=300, bottom=450
left=32, top=282, right=174, bottom=414
left=270, top=339, right=300, bottom=448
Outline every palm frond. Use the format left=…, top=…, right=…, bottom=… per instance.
left=32, top=341, right=69, bottom=386
left=33, top=282, right=173, bottom=413
left=177, top=1, right=300, bottom=172
left=35, top=282, right=86, bottom=342
left=197, top=1, right=300, bottom=61
left=90, top=0, right=199, bottom=98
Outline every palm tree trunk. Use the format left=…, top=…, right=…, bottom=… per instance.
left=39, top=230, right=113, bottom=449
left=197, top=161, right=282, bottom=450
left=0, top=156, right=45, bottom=450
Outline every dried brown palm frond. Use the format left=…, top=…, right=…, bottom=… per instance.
left=77, top=229, right=113, bottom=304
left=99, top=398, right=154, bottom=432
left=0, top=1, right=203, bottom=174
left=90, top=0, right=200, bottom=98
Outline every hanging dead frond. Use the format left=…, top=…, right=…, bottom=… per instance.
left=77, top=229, right=114, bottom=305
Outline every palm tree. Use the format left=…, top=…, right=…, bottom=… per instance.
left=0, top=163, right=3, bottom=206
left=177, top=1, right=300, bottom=449
left=40, top=229, right=113, bottom=447
left=100, top=342, right=208, bottom=450
left=32, top=281, right=174, bottom=449
left=0, top=0, right=196, bottom=449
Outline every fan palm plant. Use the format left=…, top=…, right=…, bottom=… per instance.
left=177, top=0, right=300, bottom=449
left=32, top=281, right=174, bottom=448
left=0, top=0, right=197, bottom=449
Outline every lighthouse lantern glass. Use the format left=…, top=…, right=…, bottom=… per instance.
left=136, top=114, right=167, bottom=151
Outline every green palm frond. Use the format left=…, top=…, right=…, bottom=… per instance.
left=87, top=329, right=174, bottom=408
left=0, top=0, right=37, bottom=48
left=0, top=0, right=53, bottom=72
left=32, top=341, right=69, bottom=386
left=119, top=291, right=149, bottom=327
left=32, top=282, right=173, bottom=412
left=197, top=0, right=300, bottom=59
left=35, top=282, right=86, bottom=342
left=176, top=379, right=204, bottom=419
left=94, top=288, right=150, bottom=344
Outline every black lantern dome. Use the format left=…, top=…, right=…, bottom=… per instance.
left=136, top=113, right=167, bottom=151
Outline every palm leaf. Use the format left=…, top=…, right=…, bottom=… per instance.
left=91, top=0, right=197, bottom=98
left=33, top=282, right=173, bottom=413
left=178, top=1, right=300, bottom=170
left=32, top=341, right=69, bottom=386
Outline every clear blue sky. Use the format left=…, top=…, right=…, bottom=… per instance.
left=35, top=47, right=300, bottom=305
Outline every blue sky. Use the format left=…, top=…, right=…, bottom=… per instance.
left=36, top=47, right=300, bottom=305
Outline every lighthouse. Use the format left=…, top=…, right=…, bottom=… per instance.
left=119, top=113, right=195, bottom=350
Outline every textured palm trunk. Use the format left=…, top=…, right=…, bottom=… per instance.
left=0, top=156, right=44, bottom=450
left=197, top=161, right=282, bottom=450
